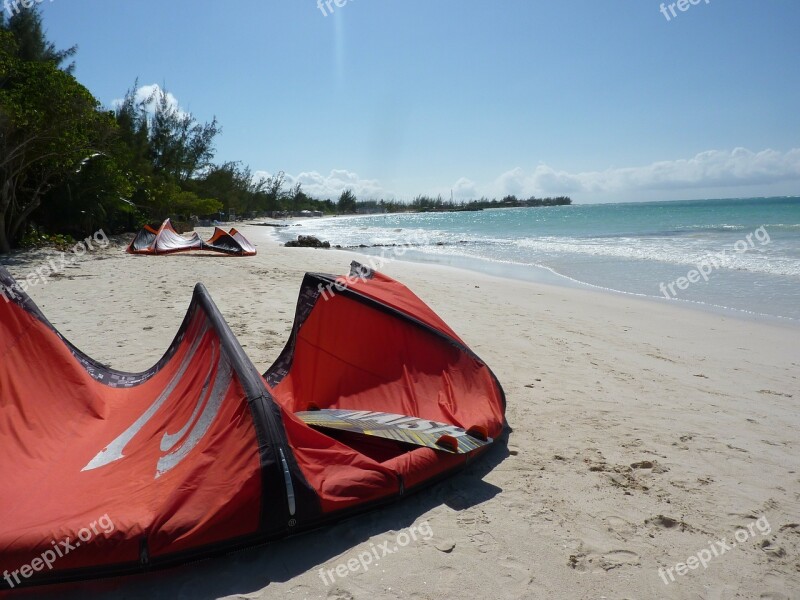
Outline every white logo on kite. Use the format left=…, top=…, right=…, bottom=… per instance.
left=339, top=410, right=469, bottom=437
left=82, top=329, right=231, bottom=479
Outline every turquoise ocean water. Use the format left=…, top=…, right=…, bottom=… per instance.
left=274, top=197, right=800, bottom=322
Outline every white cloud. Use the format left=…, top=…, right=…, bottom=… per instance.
left=252, top=169, right=388, bottom=200
left=490, top=148, right=800, bottom=199
left=452, top=177, right=478, bottom=200
left=112, top=83, right=188, bottom=117
left=259, top=149, right=799, bottom=204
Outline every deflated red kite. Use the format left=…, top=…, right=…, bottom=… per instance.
left=127, top=219, right=257, bottom=256
left=0, top=261, right=505, bottom=589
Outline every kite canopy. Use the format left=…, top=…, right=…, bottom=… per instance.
left=0, top=262, right=505, bottom=589
left=127, top=219, right=257, bottom=255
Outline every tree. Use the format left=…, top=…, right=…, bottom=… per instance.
left=337, top=189, right=357, bottom=213
left=38, top=153, right=136, bottom=238
left=171, top=189, right=222, bottom=219
left=191, top=162, right=260, bottom=217
left=290, top=182, right=311, bottom=212
left=2, top=7, right=76, bottom=72
left=146, top=86, right=219, bottom=182
left=0, top=30, right=113, bottom=252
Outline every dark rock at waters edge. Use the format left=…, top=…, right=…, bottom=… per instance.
left=251, top=222, right=289, bottom=228
left=285, top=235, right=331, bottom=248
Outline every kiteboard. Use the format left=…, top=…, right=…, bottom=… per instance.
left=295, top=409, right=492, bottom=455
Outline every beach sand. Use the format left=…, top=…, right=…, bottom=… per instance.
left=3, top=225, right=798, bottom=600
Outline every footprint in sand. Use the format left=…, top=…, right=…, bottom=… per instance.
left=759, top=539, right=787, bottom=559
left=495, top=554, right=535, bottom=591
left=602, top=514, right=637, bottom=539
left=599, top=549, right=641, bottom=571
left=456, top=509, right=490, bottom=527
left=644, top=514, right=698, bottom=533
left=763, top=569, right=797, bottom=599
left=757, top=389, right=793, bottom=398
left=468, top=531, right=497, bottom=554
left=456, top=509, right=497, bottom=554
left=327, top=589, right=355, bottom=600
left=567, top=547, right=640, bottom=572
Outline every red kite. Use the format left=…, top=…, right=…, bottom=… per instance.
left=0, top=261, right=504, bottom=589
left=127, top=219, right=256, bottom=256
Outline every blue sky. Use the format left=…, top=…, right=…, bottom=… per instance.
left=32, top=0, right=800, bottom=203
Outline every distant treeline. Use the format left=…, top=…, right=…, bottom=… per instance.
left=0, top=8, right=570, bottom=254
left=352, top=195, right=571, bottom=214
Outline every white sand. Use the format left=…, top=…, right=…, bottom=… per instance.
left=3, top=224, right=799, bottom=600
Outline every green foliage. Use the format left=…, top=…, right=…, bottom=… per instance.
left=337, top=189, right=357, bottom=213
left=189, top=162, right=261, bottom=216
left=3, top=6, right=76, bottom=72
left=110, top=81, right=222, bottom=221
left=0, top=19, right=113, bottom=252
left=172, top=190, right=223, bottom=218
left=39, top=154, right=137, bottom=237
left=404, top=195, right=571, bottom=213
left=144, top=86, right=220, bottom=182
left=19, top=227, right=76, bottom=251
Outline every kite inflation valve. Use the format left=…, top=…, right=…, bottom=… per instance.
left=436, top=434, right=459, bottom=452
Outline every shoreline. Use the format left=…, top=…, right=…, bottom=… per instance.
left=370, top=248, right=800, bottom=327
left=266, top=223, right=800, bottom=328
